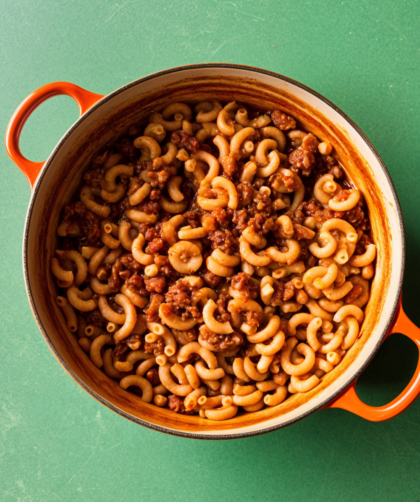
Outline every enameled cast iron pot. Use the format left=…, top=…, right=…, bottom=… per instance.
left=6, top=64, right=420, bottom=439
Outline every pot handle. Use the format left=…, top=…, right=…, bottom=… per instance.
left=5, top=82, right=104, bottom=188
left=326, top=297, right=420, bottom=421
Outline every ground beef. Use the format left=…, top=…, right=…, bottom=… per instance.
left=221, top=156, right=238, bottom=178
left=232, top=208, right=248, bottom=232
left=126, top=274, right=147, bottom=295
left=215, top=299, right=231, bottom=322
left=200, top=187, right=217, bottom=199
left=108, top=259, right=122, bottom=291
left=322, top=154, right=337, bottom=168
left=119, top=269, right=131, bottom=281
left=128, top=177, right=142, bottom=195
left=334, top=189, right=352, bottom=202
left=237, top=182, right=254, bottom=208
left=135, top=160, right=153, bottom=176
left=297, top=239, right=310, bottom=261
left=306, top=254, right=318, bottom=269
left=343, top=204, right=368, bottom=230
left=144, top=337, right=165, bottom=356
left=293, top=223, right=314, bottom=240
left=344, top=284, right=363, bottom=304
left=145, top=294, right=164, bottom=323
left=84, top=309, right=107, bottom=328
left=126, top=334, right=143, bottom=350
left=63, top=201, right=101, bottom=245
left=271, top=110, right=296, bottom=130
left=154, top=255, right=175, bottom=279
left=164, top=279, right=201, bottom=318
left=301, top=133, right=319, bottom=153
left=110, top=196, right=131, bottom=220
left=273, top=370, right=289, bottom=386
left=201, top=208, right=232, bottom=232
left=283, top=171, right=302, bottom=191
left=208, top=229, right=239, bottom=254
left=136, top=199, right=160, bottom=214
left=116, top=137, right=137, bottom=159
left=315, top=208, right=344, bottom=226
left=283, top=281, right=296, bottom=302
left=145, top=169, right=170, bottom=189
left=294, top=200, right=343, bottom=228
left=113, top=343, right=130, bottom=357
left=295, top=199, right=322, bottom=219
left=154, top=255, right=170, bottom=268
left=355, top=233, right=372, bottom=255
left=201, top=212, right=218, bottom=233
left=183, top=210, right=202, bottom=229
left=83, top=168, right=103, bottom=187
left=145, top=276, right=167, bottom=294
left=214, top=207, right=233, bottom=227
left=146, top=368, right=160, bottom=386
left=148, top=238, right=165, bottom=254
left=149, top=188, right=161, bottom=200
left=271, top=277, right=303, bottom=305
left=145, top=222, right=164, bottom=241
left=271, top=280, right=285, bottom=306
left=167, top=394, right=195, bottom=414
left=114, top=334, right=142, bottom=356
left=120, top=254, right=143, bottom=272
left=248, top=213, right=274, bottom=236
left=230, top=272, right=258, bottom=300
left=288, top=134, right=319, bottom=174
left=199, top=325, right=243, bottom=351
left=202, top=270, right=221, bottom=288
left=165, top=279, right=195, bottom=306
left=243, top=310, right=262, bottom=327
left=289, top=148, right=315, bottom=171
left=170, top=131, right=199, bottom=153
left=250, top=193, right=273, bottom=218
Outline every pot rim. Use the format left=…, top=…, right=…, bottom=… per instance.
left=23, top=63, right=405, bottom=439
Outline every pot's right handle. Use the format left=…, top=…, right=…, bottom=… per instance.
left=5, top=82, right=104, bottom=188
left=327, top=298, right=420, bottom=421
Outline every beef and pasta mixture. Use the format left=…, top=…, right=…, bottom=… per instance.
left=52, top=100, right=376, bottom=420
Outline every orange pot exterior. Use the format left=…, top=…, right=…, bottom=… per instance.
left=5, top=78, right=420, bottom=426
left=326, top=297, right=420, bottom=420
left=5, top=81, right=103, bottom=187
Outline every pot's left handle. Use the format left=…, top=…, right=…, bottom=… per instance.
left=5, top=82, right=104, bottom=189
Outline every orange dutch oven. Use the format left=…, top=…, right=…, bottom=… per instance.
left=6, top=64, right=420, bottom=439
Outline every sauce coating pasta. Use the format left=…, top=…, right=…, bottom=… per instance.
left=52, top=101, right=375, bottom=420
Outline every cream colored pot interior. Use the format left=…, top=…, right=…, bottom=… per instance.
left=24, top=66, right=404, bottom=438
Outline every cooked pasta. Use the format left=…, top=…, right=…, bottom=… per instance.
left=51, top=101, right=375, bottom=420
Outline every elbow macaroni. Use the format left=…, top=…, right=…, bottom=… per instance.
left=52, top=100, right=375, bottom=420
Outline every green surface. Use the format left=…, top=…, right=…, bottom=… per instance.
left=2, top=0, right=420, bottom=500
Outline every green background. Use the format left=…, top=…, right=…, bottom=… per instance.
left=2, top=0, right=420, bottom=500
